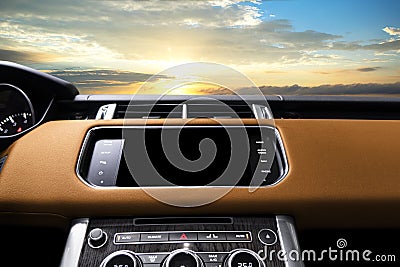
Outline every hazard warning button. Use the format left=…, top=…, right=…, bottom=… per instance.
left=257, top=229, right=277, bottom=246
left=169, top=232, right=198, bottom=241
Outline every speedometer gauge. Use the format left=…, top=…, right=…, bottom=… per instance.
left=0, top=112, right=34, bottom=135
left=0, top=83, right=35, bottom=137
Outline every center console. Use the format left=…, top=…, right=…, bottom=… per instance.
left=61, top=123, right=302, bottom=266
left=60, top=217, right=303, bottom=267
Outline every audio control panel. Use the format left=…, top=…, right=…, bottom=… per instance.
left=61, top=217, right=303, bottom=267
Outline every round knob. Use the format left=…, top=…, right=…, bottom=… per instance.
left=225, top=249, right=265, bottom=267
left=164, top=250, right=203, bottom=267
left=88, top=228, right=108, bottom=248
left=100, top=250, right=140, bottom=267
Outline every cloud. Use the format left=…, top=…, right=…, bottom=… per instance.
left=238, top=82, right=400, bottom=96
left=383, top=26, right=400, bottom=36
left=46, top=69, right=168, bottom=89
left=329, top=39, right=400, bottom=52
left=310, top=67, right=382, bottom=75
left=0, top=48, right=56, bottom=62
left=364, top=39, right=400, bottom=52
left=0, top=21, right=122, bottom=63
left=357, top=67, right=382, bottom=72
left=0, top=1, right=343, bottom=66
left=0, top=0, right=398, bottom=87
left=265, top=70, right=287, bottom=74
left=187, top=86, right=234, bottom=95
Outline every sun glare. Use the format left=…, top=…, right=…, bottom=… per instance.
left=167, top=83, right=231, bottom=95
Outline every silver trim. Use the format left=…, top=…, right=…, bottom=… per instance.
left=136, top=252, right=171, bottom=255
left=226, top=249, right=266, bottom=267
left=270, top=126, right=289, bottom=187
left=75, top=125, right=289, bottom=189
left=96, top=103, right=117, bottom=120
left=0, top=155, right=7, bottom=174
left=114, top=230, right=252, bottom=245
left=60, top=218, right=89, bottom=267
left=182, top=103, right=188, bottom=119
left=100, top=250, right=139, bottom=267
left=276, top=216, right=304, bottom=267
left=163, top=249, right=203, bottom=267
left=252, top=104, right=273, bottom=119
left=135, top=251, right=227, bottom=255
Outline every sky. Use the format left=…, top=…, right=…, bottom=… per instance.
left=0, top=0, right=399, bottom=95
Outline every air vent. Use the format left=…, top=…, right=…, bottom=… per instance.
left=187, top=103, right=254, bottom=118
left=116, top=103, right=184, bottom=119
left=111, top=101, right=256, bottom=119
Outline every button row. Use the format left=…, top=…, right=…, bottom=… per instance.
left=114, top=231, right=251, bottom=244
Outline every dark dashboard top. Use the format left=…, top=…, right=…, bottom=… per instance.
left=1, top=61, right=400, bottom=149
left=0, top=61, right=78, bottom=100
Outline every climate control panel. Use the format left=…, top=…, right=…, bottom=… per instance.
left=100, top=249, right=266, bottom=267
left=61, top=217, right=303, bottom=267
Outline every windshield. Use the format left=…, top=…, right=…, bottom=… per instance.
left=0, top=0, right=399, bottom=96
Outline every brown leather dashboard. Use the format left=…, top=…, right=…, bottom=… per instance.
left=1, top=119, right=399, bottom=229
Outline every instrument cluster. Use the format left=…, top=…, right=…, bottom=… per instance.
left=0, top=83, right=36, bottom=137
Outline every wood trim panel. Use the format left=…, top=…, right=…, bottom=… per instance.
left=1, top=119, right=399, bottom=229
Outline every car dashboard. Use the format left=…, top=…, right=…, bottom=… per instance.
left=1, top=61, right=400, bottom=266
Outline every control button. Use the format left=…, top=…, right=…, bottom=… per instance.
left=164, top=250, right=201, bottom=267
left=257, top=229, right=277, bottom=246
left=115, top=233, right=140, bottom=244
left=198, top=232, right=226, bottom=241
left=226, top=232, right=252, bottom=242
left=100, top=251, right=139, bottom=267
left=140, top=232, right=168, bottom=242
left=87, top=139, right=125, bottom=186
left=138, top=253, right=168, bottom=264
left=90, top=228, right=103, bottom=240
left=226, top=250, right=264, bottom=267
left=169, top=232, right=197, bottom=241
left=88, top=228, right=107, bottom=248
left=198, top=253, right=228, bottom=263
